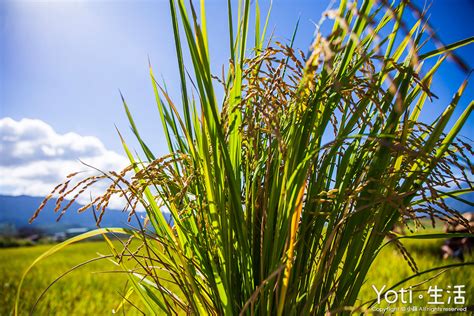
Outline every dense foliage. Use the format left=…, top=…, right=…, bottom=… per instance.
left=18, top=0, right=473, bottom=315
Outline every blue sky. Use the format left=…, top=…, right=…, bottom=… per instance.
left=0, top=0, right=473, bottom=199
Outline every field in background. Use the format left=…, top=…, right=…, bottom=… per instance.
left=1, top=235, right=472, bottom=315
left=1, top=241, right=144, bottom=315
left=359, top=236, right=473, bottom=312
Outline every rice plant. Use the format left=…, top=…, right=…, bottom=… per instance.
left=17, top=0, right=473, bottom=315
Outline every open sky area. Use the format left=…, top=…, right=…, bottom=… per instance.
left=0, top=0, right=473, bottom=200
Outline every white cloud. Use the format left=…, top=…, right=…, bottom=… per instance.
left=0, top=117, right=131, bottom=209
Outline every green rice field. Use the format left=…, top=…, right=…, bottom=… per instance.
left=1, top=241, right=144, bottom=316
left=1, top=234, right=472, bottom=315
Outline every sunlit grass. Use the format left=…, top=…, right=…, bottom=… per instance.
left=359, top=234, right=474, bottom=312
left=3, top=241, right=143, bottom=315
left=4, top=237, right=472, bottom=315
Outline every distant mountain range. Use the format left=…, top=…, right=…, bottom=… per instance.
left=0, top=195, right=154, bottom=234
